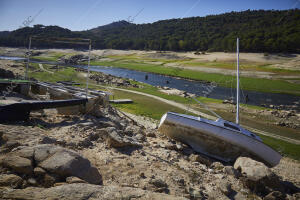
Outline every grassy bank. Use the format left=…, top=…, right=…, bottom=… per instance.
left=260, top=134, right=300, bottom=161
left=28, top=63, right=86, bottom=84
left=110, top=89, right=190, bottom=120
left=87, top=60, right=300, bottom=96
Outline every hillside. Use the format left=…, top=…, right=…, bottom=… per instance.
left=0, top=9, right=299, bottom=53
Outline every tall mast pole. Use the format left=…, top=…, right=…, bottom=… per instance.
left=236, top=38, right=240, bottom=124
left=86, top=39, right=91, bottom=98
left=25, top=36, right=32, bottom=80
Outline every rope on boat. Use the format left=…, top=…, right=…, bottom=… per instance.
left=191, top=96, right=222, bottom=119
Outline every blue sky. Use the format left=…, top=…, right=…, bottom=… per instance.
left=0, top=0, right=299, bottom=31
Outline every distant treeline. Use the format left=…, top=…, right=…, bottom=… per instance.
left=0, top=9, right=299, bottom=53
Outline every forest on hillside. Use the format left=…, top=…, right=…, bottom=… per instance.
left=0, top=9, right=299, bottom=53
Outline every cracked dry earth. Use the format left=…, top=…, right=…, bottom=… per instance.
left=0, top=104, right=299, bottom=200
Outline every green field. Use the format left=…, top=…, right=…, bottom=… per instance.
left=110, top=89, right=190, bottom=120
left=260, top=134, right=300, bottom=161
left=28, top=63, right=86, bottom=84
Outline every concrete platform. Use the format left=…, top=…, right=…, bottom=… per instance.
left=109, top=99, right=133, bottom=104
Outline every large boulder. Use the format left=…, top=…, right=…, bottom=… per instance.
left=234, top=157, right=283, bottom=194
left=1, top=155, right=33, bottom=175
left=0, top=174, right=23, bottom=188
left=38, top=149, right=102, bottom=185
left=34, top=144, right=102, bottom=185
left=33, top=144, right=63, bottom=163
left=0, top=183, right=188, bottom=200
left=1, top=144, right=102, bottom=185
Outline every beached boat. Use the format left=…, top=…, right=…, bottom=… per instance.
left=158, top=38, right=281, bottom=167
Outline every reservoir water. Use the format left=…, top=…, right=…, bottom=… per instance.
left=84, top=65, right=299, bottom=110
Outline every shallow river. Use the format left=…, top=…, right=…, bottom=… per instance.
left=82, top=65, right=299, bottom=110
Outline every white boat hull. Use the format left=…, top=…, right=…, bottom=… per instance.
left=158, top=112, right=281, bottom=167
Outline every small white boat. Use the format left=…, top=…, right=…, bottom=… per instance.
left=158, top=112, right=281, bottom=167
left=158, top=38, right=281, bottom=167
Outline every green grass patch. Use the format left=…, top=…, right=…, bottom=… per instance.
left=259, top=134, right=300, bottom=161
left=31, top=56, right=58, bottom=62
left=32, top=52, right=71, bottom=62
left=110, top=89, right=189, bottom=120
left=28, top=63, right=86, bottom=83
left=183, top=61, right=236, bottom=69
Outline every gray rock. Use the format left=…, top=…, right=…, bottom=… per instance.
left=41, top=136, right=57, bottom=144
left=188, top=188, right=204, bottom=199
left=78, top=138, right=93, bottom=148
left=211, top=162, right=224, bottom=171
left=135, top=133, right=145, bottom=142
left=33, top=167, right=46, bottom=176
left=189, top=154, right=212, bottom=166
left=1, top=141, right=20, bottom=153
left=37, top=146, right=102, bottom=185
left=0, top=183, right=188, bottom=200
left=12, top=146, right=34, bottom=160
left=2, top=155, right=33, bottom=175
left=43, top=173, right=58, bottom=188
left=218, top=180, right=232, bottom=196
left=27, top=178, right=38, bottom=186
left=234, top=157, right=283, bottom=193
left=146, top=131, right=156, bottom=137
left=223, top=166, right=240, bottom=178
left=34, top=144, right=63, bottom=163
left=150, top=178, right=168, bottom=188
left=106, top=130, right=141, bottom=148
left=175, top=143, right=183, bottom=151
left=234, top=157, right=273, bottom=182
left=233, top=191, right=247, bottom=200
left=9, top=144, right=102, bottom=185
left=0, top=174, right=23, bottom=188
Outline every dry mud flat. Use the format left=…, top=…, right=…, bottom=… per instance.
left=1, top=47, right=300, bottom=80
left=0, top=102, right=299, bottom=199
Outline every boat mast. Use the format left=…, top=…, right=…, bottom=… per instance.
left=236, top=38, right=240, bottom=124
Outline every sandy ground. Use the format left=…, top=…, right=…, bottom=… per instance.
left=181, top=52, right=300, bottom=64
left=167, top=64, right=277, bottom=78
left=3, top=47, right=299, bottom=65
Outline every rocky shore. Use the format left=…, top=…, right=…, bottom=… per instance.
left=0, top=99, right=299, bottom=199
left=75, top=67, right=141, bottom=88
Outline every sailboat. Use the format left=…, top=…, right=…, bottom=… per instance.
left=158, top=38, right=281, bottom=167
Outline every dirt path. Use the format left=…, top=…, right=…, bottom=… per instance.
left=106, top=86, right=300, bottom=145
